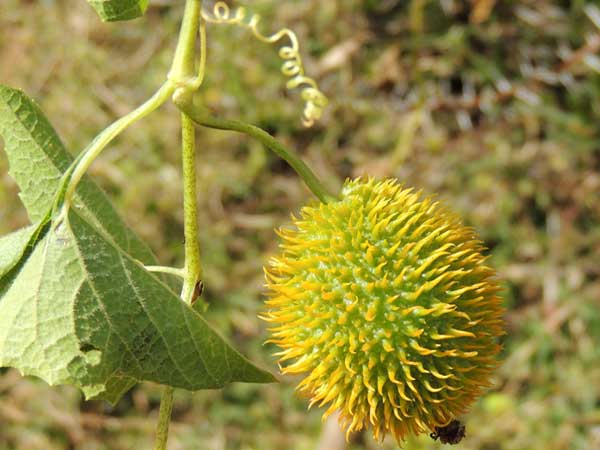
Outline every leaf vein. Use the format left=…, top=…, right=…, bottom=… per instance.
left=118, top=252, right=196, bottom=386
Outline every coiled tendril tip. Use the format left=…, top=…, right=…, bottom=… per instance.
left=202, top=1, right=328, bottom=127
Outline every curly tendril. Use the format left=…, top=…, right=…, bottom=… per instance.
left=201, top=1, right=328, bottom=127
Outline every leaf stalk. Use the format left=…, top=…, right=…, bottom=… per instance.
left=62, top=81, right=175, bottom=213
left=173, top=97, right=335, bottom=204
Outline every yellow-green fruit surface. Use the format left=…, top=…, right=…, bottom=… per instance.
left=262, top=178, right=504, bottom=442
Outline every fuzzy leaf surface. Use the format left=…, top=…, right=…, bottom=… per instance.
left=0, top=225, right=38, bottom=279
left=86, top=0, right=149, bottom=22
left=0, top=85, right=275, bottom=401
left=0, top=84, right=156, bottom=265
left=0, top=210, right=274, bottom=402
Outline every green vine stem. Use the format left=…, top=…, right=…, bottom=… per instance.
left=169, top=0, right=202, bottom=82
left=155, top=1, right=203, bottom=449
left=152, top=115, right=202, bottom=450
left=154, top=386, right=175, bottom=450
left=173, top=97, right=335, bottom=204
left=180, top=112, right=203, bottom=305
left=153, top=102, right=202, bottom=450
left=62, top=0, right=204, bottom=218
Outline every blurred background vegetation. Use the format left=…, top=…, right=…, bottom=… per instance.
left=1, top=0, right=599, bottom=449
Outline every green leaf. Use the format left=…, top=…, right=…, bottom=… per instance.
left=0, top=225, right=39, bottom=279
left=86, top=0, right=149, bottom=22
left=0, top=222, right=49, bottom=297
left=0, top=85, right=156, bottom=266
left=0, top=209, right=275, bottom=403
left=0, top=85, right=275, bottom=401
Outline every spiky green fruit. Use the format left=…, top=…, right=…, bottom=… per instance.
left=262, top=178, right=504, bottom=442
